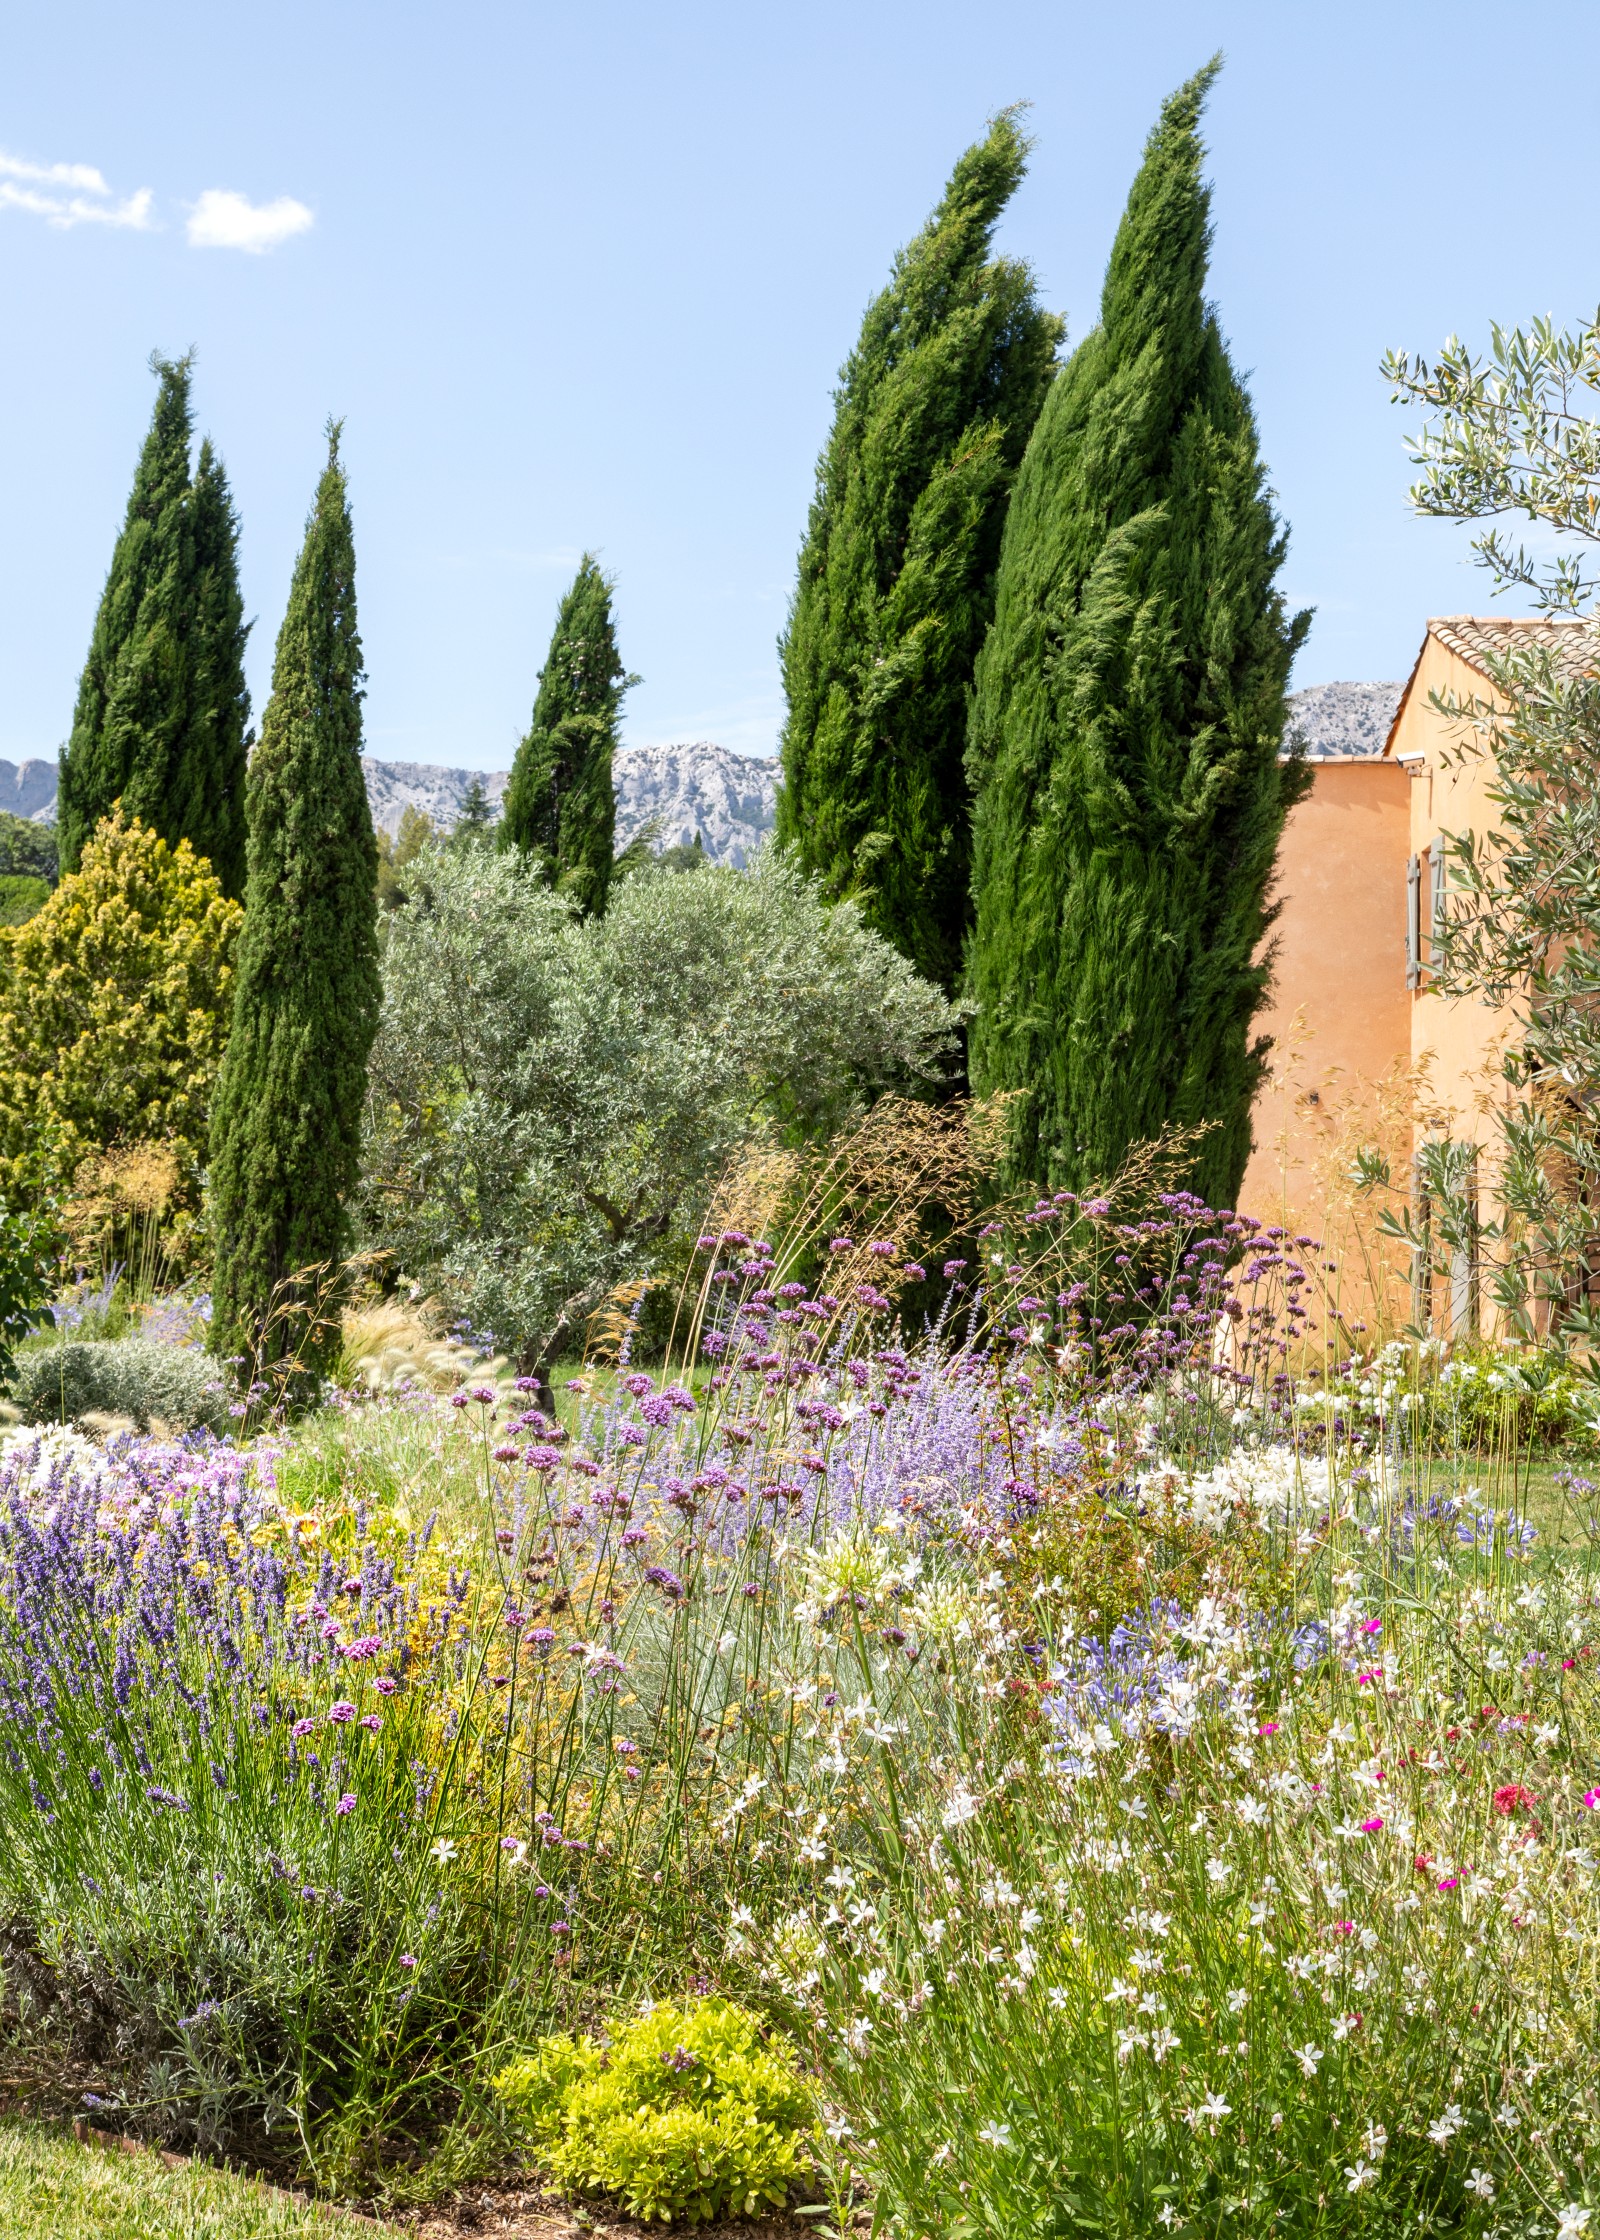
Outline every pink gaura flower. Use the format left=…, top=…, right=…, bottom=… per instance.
left=1360, top=1817, right=1384, bottom=1834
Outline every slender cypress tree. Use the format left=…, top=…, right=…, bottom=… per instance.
left=208, top=428, right=380, bottom=1370
left=775, top=111, right=1062, bottom=995
left=182, top=438, right=252, bottom=897
left=57, top=355, right=251, bottom=892
left=966, top=62, right=1310, bottom=1211
left=500, top=556, right=632, bottom=915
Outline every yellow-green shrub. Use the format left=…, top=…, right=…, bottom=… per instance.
left=492, top=1998, right=815, bottom=2225
left=0, top=808, right=240, bottom=1209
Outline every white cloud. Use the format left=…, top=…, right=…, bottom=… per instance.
left=0, top=147, right=153, bottom=230
left=187, top=188, right=313, bottom=254
left=0, top=151, right=111, bottom=193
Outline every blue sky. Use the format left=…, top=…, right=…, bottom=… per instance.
left=3, top=0, right=1599, bottom=773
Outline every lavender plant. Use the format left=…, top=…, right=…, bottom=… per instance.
left=0, top=1181, right=1592, bottom=2235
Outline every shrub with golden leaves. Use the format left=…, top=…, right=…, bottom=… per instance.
left=0, top=809, right=242, bottom=1211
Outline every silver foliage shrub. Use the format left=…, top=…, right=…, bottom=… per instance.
left=360, top=845, right=960, bottom=1357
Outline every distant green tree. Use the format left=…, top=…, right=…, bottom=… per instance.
left=376, top=805, right=435, bottom=911
left=775, top=111, right=1062, bottom=995
left=451, top=776, right=499, bottom=848
left=208, top=428, right=380, bottom=1372
left=0, top=879, right=48, bottom=929
left=0, top=813, right=57, bottom=885
left=966, top=63, right=1309, bottom=1209
left=500, top=556, right=634, bottom=915
left=57, top=355, right=251, bottom=894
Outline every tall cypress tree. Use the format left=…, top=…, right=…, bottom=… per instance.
left=966, top=62, right=1310, bottom=1210
left=775, top=111, right=1062, bottom=995
left=57, top=355, right=251, bottom=893
left=208, top=428, right=380, bottom=1370
left=500, top=555, right=631, bottom=916
left=182, top=438, right=252, bottom=897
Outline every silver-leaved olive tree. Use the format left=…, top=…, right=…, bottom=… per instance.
left=1378, top=315, right=1600, bottom=1340
left=360, top=844, right=960, bottom=1363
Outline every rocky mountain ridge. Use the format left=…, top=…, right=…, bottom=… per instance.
left=2, top=743, right=780, bottom=869
left=0, top=688, right=1401, bottom=866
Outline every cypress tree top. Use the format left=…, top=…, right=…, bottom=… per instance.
left=208, top=426, right=380, bottom=1370
left=966, top=62, right=1310, bottom=1210
left=57, top=355, right=251, bottom=894
left=500, top=556, right=632, bottom=916
left=776, top=111, right=1062, bottom=995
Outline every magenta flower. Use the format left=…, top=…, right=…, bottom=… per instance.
left=1360, top=1817, right=1384, bottom=1834
left=1585, top=1789, right=1600, bottom=1810
left=374, top=1675, right=399, bottom=1695
left=291, top=1717, right=315, bottom=1739
left=361, top=1713, right=382, bottom=1732
left=828, top=1237, right=853, bottom=1252
left=492, top=1444, right=520, bottom=1464
left=335, top=1793, right=357, bottom=1816
left=450, top=1392, right=470, bottom=1409
left=328, top=1701, right=357, bottom=1724
left=399, top=1953, right=417, bottom=1969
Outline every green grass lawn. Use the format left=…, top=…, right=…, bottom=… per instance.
left=0, top=2124, right=393, bottom=2239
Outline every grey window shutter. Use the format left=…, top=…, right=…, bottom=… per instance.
left=1406, top=854, right=1421, bottom=988
left=1430, top=844, right=1447, bottom=963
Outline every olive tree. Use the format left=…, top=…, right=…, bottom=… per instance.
left=361, top=846, right=960, bottom=1360
left=1380, top=317, right=1600, bottom=1340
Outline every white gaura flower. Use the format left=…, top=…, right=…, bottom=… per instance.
left=1344, top=2161, right=1377, bottom=2194
left=1293, top=2043, right=1324, bottom=2078
left=941, top=1787, right=981, bottom=1830
left=1362, top=2120, right=1387, bottom=2163
left=976, top=2121, right=1013, bottom=2149
left=1465, top=2170, right=1495, bottom=2201
left=1556, top=2208, right=1592, bottom=2240
left=1427, top=2105, right=1463, bottom=2146
left=431, top=1837, right=458, bottom=1864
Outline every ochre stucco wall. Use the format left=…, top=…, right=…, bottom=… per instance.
left=1394, top=633, right=1522, bottom=1150
left=1237, top=760, right=1412, bottom=1319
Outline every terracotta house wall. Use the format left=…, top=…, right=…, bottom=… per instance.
left=1237, top=759, right=1412, bottom=1325
left=1392, top=632, right=1522, bottom=1147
